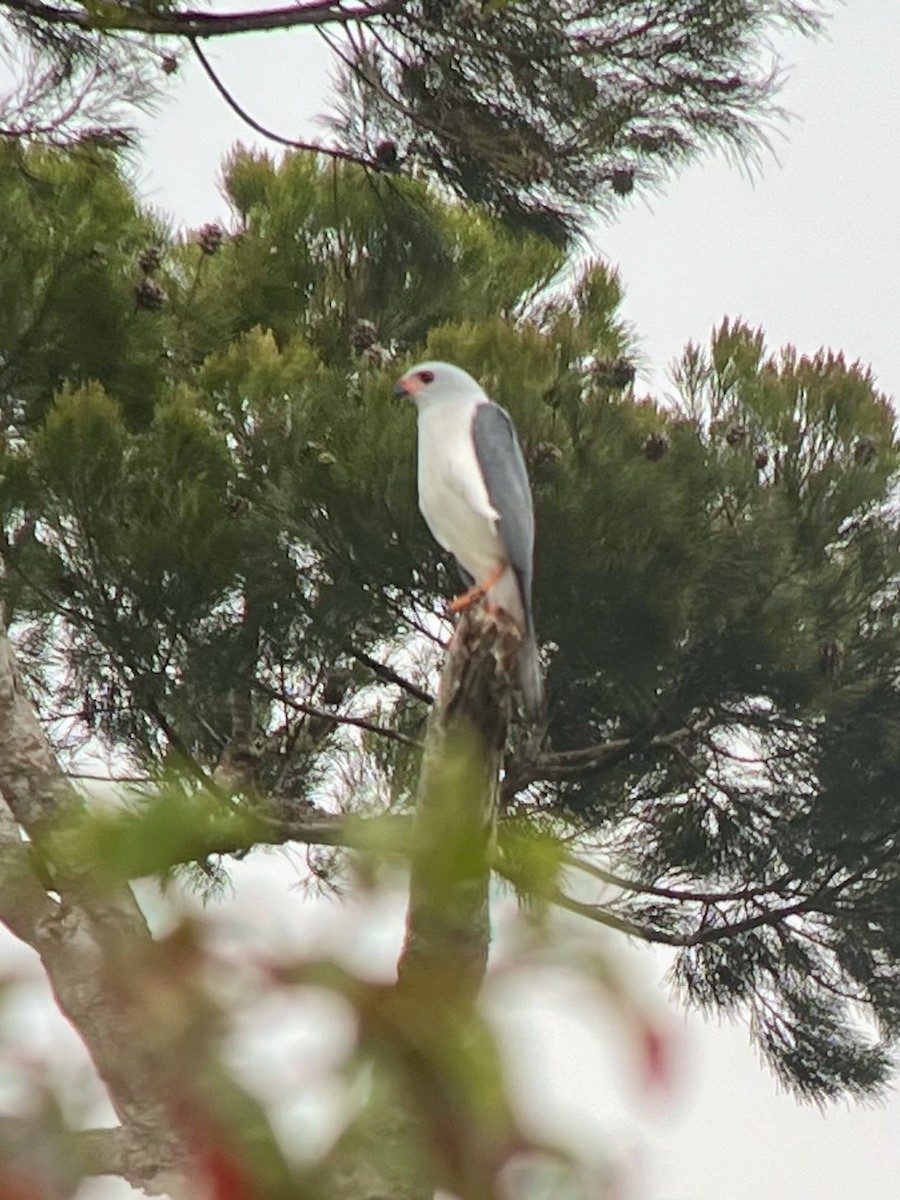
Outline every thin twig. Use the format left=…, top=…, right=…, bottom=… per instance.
left=346, top=646, right=434, bottom=705
left=563, top=850, right=797, bottom=905
left=251, top=678, right=422, bottom=748
left=189, top=36, right=372, bottom=162
left=67, top=772, right=151, bottom=785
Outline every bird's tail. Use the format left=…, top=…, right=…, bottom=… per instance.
left=517, top=630, right=545, bottom=724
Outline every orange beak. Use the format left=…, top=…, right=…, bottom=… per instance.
left=394, top=374, right=423, bottom=398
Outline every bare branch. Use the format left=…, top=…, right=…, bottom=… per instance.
left=251, top=677, right=422, bottom=748
left=563, top=850, right=795, bottom=905
left=504, top=712, right=712, bottom=797
left=66, top=771, right=151, bottom=784
left=2, top=0, right=401, bottom=39
left=539, top=885, right=661, bottom=941
left=190, top=36, right=374, bottom=164
left=507, top=735, right=634, bottom=793
left=322, top=608, right=519, bottom=1198
left=346, top=646, right=434, bottom=705
left=186, top=806, right=414, bottom=866
left=547, top=883, right=843, bottom=950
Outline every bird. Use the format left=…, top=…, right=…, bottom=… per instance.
left=395, top=360, right=544, bottom=720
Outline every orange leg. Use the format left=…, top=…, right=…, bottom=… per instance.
left=448, top=562, right=505, bottom=614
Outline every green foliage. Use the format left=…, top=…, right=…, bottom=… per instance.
left=45, top=784, right=265, bottom=885
left=0, top=141, right=165, bottom=426
left=213, top=148, right=563, bottom=357
left=4, top=144, right=900, bottom=1107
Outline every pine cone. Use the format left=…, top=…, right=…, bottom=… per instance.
left=593, top=358, right=635, bottom=389
left=517, top=149, right=552, bottom=184
left=58, top=571, right=80, bottom=597
left=643, top=432, right=669, bottom=461
left=134, top=277, right=166, bottom=311
left=352, top=319, right=380, bottom=354
left=224, top=491, right=251, bottom=517
left=611, top=167, right=635, bottom=196
left=373, top=140, right=399, bottom=172
left=421, top=0, right=451, bottom=22
left=138, top=245, right=162, bottom=274
left=854, top=436, right=878, bottom=466
left=525, top=442, right=563, bottom=469
left=725, top=423, right=748, bottom=447
left=321, top=667, right=353, bottom=707
left=198, top=223, right=224, bottom=256
left=754, top=447, right=769, bottom=470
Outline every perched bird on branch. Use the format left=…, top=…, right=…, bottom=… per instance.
left=395, top=361, right=544, bottom=721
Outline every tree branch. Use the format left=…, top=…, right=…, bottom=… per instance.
left=503, top=712, right=712, bottom=798
left=71, top=1125, right=178, bottom=1186
left=2, top=0, right=400, bottom=39
left=563, top=850, right=796, bottom=905
left=548, top=884, right=840, bottom=950
left=0, top=619, right=186, bottom=1188
left=346, top=646, right=434, bottom=705
left=189, top=36, right=374, bottom=164
left=251, top=677, right=422, bottom=748
left=505, top=735, right=634, bottom=794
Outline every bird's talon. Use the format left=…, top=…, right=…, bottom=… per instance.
left=449, top=588, right=484, bottom=614
left=449, top=563, right=504, bottom=615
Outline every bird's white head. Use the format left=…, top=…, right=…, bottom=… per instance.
left=394, top=361, right=486, bottom=410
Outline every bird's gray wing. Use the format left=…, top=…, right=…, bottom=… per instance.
left=471, top=402, right=535, bottom=615
left=473, top=402, right=544, bottom=721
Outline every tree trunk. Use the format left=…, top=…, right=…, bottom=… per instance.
left=330, top=606, right=518, bottom=1200
left=0, top=620, right=186, bottom=1193
left=399, top=605, right=516, bottom=1000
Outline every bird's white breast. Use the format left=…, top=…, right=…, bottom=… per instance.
left=417, top=398, right=503, bottom=580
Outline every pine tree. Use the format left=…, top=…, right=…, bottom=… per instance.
left=0, top=0, right=825, bottom=239
left=1, top=139, right=899, bottom=1192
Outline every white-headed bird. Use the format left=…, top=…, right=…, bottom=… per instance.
left=395, top=361, right=544, bottom=720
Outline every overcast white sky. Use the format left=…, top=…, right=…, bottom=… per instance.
left=5, top=4, right=900, bottom=1199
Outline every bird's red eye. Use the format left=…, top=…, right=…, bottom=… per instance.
left=418, top=370, right=435, bottom=384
